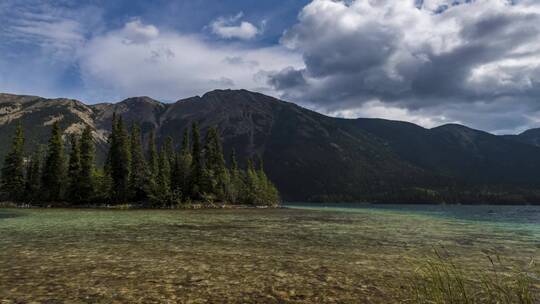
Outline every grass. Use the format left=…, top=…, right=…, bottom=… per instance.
left=0, top=207, right=538, bottom=303
left=397, top=250, right=539, bottom=304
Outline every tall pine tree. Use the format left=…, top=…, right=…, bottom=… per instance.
left=25, top=145, right=45, bottom=202
left=109, top=115, right=131, bottom=203
left=1, top=122, right=26, bottom=202
left=256, top=156, right=279, bottom=206
left=204, top=127, right=228, bottom=200
left=147, top=129, right=159, bottom=195
left=172, top=128, right=191, bottom=199
left=157, top=147, right=172, bottom=205
left=67, top=135, right=82, bottom=203
left=42, top=121, right=66, bottom=202
left=79, top=126, right=95, bottom=203
left=227, top=149, right=243, bottom=204
left=190, top=122, right=203, bottom=199
left=129, top=123, right=149, bottom=201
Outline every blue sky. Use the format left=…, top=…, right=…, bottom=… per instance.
left=0, top=0, right=309, bottom=100
left=1, top=0, right=540, bottom=134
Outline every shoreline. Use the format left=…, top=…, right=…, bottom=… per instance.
left=0, top=202, right=284, bottom=210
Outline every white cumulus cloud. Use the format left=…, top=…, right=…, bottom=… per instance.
left=210, top=12, right=260, bottom=40
left=78, top=19, right=302, bottom=102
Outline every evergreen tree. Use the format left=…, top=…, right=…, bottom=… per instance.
left=79, top=126, right=95, bottom=203
left=25, top=145, right=45, bottom=202
left=204, top=127, right=228, bottom=200
left=163, top=136, right=175, bottom=192
left=6, top=122, right=280, bottom=207
left=1, top=122, right=26, bottom=202
left=102, top=114, right=116, bottom=203
left=156, top=147, right=171, bottom=205
left=147, top=129, right=159, bottom=195
left=172, top=129, right=192, bottom=199
left=256, top=156, right=280, bottom=206
left=109, top=115, right=131, bottom=203
left=42, top=122, right=66, bottom=202
left=67, top=135, right=82, bottom=203
left=190, top=122, right=203, bottom=199
left=129, top=123, right=149, bottom=201
left=227, top=149, right=243, bottom=204
left=163, top=136, right=175, bottom=167
left=244, top=157, right=260, bottom=205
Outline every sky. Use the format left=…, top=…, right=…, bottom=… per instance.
left=1, top=0, right=540, bottom=134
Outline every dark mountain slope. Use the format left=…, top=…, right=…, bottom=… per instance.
left=504, top=128, right=540, bottom=147
left=353, top=120, right=540, bottom=186
left=2, top=89, right=540, bottom=203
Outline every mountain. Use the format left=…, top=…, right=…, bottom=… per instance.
left=1, top=89, right=540, bottom=203
left=504, top=128, right=540, bottom=147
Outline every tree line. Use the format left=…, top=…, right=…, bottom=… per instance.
left=0, top=116, right=280, bottom=207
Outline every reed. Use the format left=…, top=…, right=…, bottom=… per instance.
left=397, top=250, right=539, bottom=304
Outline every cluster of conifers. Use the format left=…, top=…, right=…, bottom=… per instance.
left=0, top=115, right=280, bottom=207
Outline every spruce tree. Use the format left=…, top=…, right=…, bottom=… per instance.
left=129, top=123, right=149, bottom=201
left=103, top=114, right=116, bottom=203
left=174, top=128, right=192, bottom=199
left=79, top=126, right=95, bottom=203
left=227, top=149, right=243, bottom=204
left=42, top=121, right=66, bottom=202
left=157, top=147, right=171, bottom=206
left=204, top=127, right=228, bottom=200
left=163, top=136, right=175, bottom=168
left=67, top=135, right=82, bottom=203
left=25, top=145, right=45, bottom=202
left=147, top=129, right=159, bottom=195
left=244, top=158, right=260, bottom=205
left=256, top=156, right=279, bottom=206
left=190, top=122, right=203, bottom=199
left=1, top=122, right=26, bottom=202
left=109, top=115, right=131, bottom=203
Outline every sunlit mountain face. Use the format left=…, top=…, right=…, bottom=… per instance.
left=1, top=0, right=540, bottom=134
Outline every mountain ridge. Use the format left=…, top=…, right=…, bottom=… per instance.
left=2, top=89, right=540, bottom=203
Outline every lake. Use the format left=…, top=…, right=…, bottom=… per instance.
left=0, top=205, right=538, bottom=303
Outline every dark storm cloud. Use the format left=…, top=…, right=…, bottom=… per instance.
left=268, top=0, right=540, bottom=132
left=267, top=67, right=307, bottom=90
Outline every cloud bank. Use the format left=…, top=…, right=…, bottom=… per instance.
left=78, top=19, right=301, bottom=102
left=2, top=0, right=540, bottom=133
left=268, top=0, right=540, bottom=133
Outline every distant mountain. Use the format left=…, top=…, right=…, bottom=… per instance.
left=2, top=89, right=540, bottom=203
left=504, top=128, right=540, bottom=147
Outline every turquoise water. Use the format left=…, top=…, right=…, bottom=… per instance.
left=286, top=203, right=540, bottom=233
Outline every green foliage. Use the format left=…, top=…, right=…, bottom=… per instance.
left=11, top=121, right=280, bottom=207
left=397, top=251, right=539, bottom=304
left=147, top=129, right=159, bottom=197
left=79, top=126, right=95, bottom=203
left=171, top=128, right=192, bottom=200
left=155, top=146, right=172, bottom=206
left=240, top=157, right=279, bottom=206
left=1, top=122, right=26, bottom=202
left=42, top=122, right=66, bottom=202
left=129, top=123, right=149, bottom=201
left=190, top=122, right=203, bottom=199
left=225, top=149, right=244, bottom=204
left=108, top=114, right=131, bottom=203
left=67, top=135, right=82, bottom=203
left=25, top=145, right=45, bottom=202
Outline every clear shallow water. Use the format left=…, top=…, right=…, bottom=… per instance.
left=286, top=203, right=540, bottom=226
left=0, top=207, right=538, bottom=303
